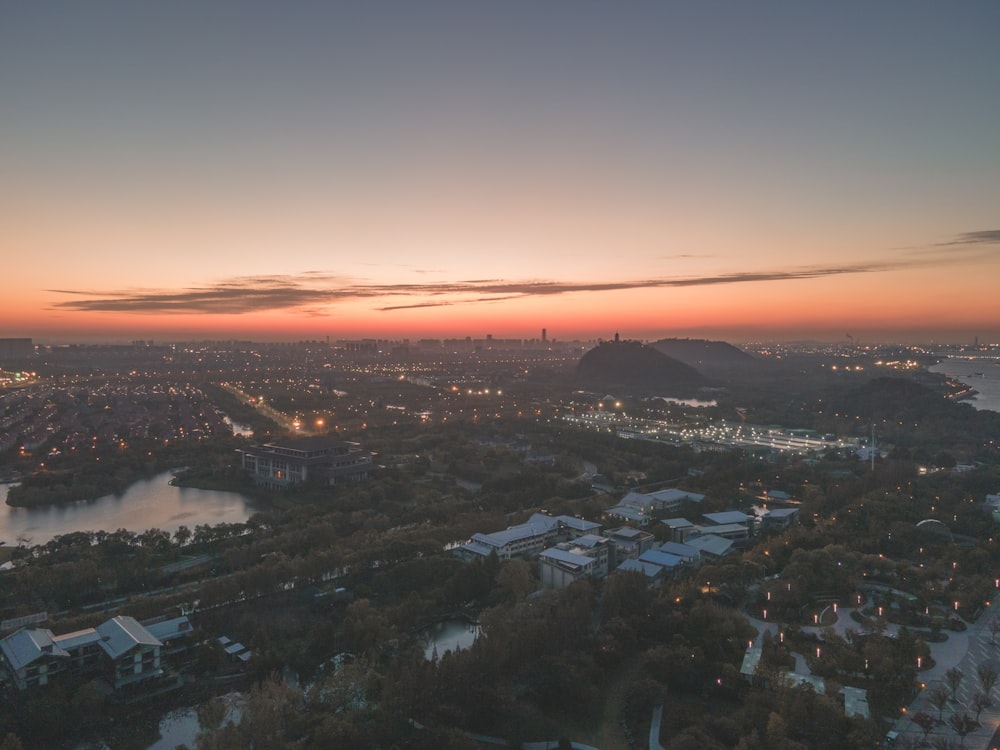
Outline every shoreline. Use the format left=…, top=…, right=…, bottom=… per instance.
left=928, top=355, right=1000, bottom=415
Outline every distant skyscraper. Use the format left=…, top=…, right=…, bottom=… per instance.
left=542, top=328, right=547, bottom=342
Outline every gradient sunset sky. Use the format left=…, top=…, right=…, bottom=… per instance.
left=2, top=2, right=998, bottom=344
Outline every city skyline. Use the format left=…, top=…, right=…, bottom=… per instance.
left=2, top=2, right=999, bottom=345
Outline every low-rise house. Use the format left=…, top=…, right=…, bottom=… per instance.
left=0, top=615, right=171, bottom=692
left=0, top=628, right=71, bottom=689
left=96, top=616, right=164, bottom=691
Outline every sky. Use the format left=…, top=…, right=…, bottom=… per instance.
left=2, top=1, right=999, bottom=345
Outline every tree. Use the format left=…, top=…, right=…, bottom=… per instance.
left=971, top=689, right=989, bottom=722
left=976, top=662, right=998, bottom=699
left=947, top=712, right=976, bottom=749
left=174, top=524, right=193, bottom=546
left=989, top=616, right=1000, bottom=646
left=945, top=667, right=963, bottom=702
left=927, top=683, right=950, bottom=722
left=911, top=710, right=935, bottom=743
left=491, top=559, right=536, bottom=604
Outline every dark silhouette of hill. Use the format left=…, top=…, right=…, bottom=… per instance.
left=575, top=339, right=707, bottom=393
left=651, top=338, right=757, bottom=370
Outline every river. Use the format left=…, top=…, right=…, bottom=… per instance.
left=0, top=470, right=259, bottom=546
left=929, top=355, right=1000, bottom=414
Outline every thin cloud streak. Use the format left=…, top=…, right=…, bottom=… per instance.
left=937, top=229, right=1000, bottom=246
left=47, top=247, right=967, bottom=316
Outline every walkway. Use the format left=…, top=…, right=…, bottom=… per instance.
left=746, top=603, right=1000, bottom=748
left=888, top=603, right=1000, bottom=749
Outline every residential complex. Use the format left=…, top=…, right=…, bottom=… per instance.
left=0, top=615, right=191, bottom=692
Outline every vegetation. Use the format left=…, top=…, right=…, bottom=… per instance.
left=1, top=352, right=999, bottom=748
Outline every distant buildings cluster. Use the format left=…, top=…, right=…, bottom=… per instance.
left=0, top=338, right=33, bottom=364
left=0, top=382, right=232, bottom=457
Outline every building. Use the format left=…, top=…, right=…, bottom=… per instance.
left=658, top=541, right=701, bottom=565
left=604, top=488, right=705, bottom=526
left=661, top=517, right=696, bottom=542
left=685, top=533, right=734, bottom=559
left=702, top=510, right=752, bottom=528
left=96, top=616, right=165, bottom=690
left=0, top=615, right=185, bottom=692
left=647, top=488, right=706, bottom=511
left=604, top=526, right=655, bottom=565
left=637, top=548, right=686, bottom=575
left=616, top=558, right=669, bottom=587
left=239, top=436, right=372, bottom=489
left=457, top=514, right=601, bottom=562
left=539, top=547, right=601, bottom=588
left=759, top=507, right=800, bottom=530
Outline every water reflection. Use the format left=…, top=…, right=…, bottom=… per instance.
left=0, top=471, right=258, bottom=546
left=423, top=618, right=480, bottom=660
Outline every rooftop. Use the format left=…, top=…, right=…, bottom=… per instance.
left=95, top=616, right=162, bottom=660
left=1, top=628, right=68, bottom=672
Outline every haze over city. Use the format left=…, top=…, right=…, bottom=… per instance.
left=2, top=2, right=999, bottom=344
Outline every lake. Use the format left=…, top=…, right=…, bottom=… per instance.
left=0, top=471, right=259, bottom=546
left=423, top=618, right=480, bottom=660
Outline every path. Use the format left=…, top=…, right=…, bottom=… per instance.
left=747, top=603, right=1000, bottom=748
left=889, top=603, right=1000, bottom=749
left=588, top=655, right=642, bottom=750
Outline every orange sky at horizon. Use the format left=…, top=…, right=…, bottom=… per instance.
left=6, top=262, right=1000, bottom=345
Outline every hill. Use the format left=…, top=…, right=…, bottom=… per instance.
left=575, top=339, right=707, bottom=394
left=650, top=338, right=757, bottom=370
